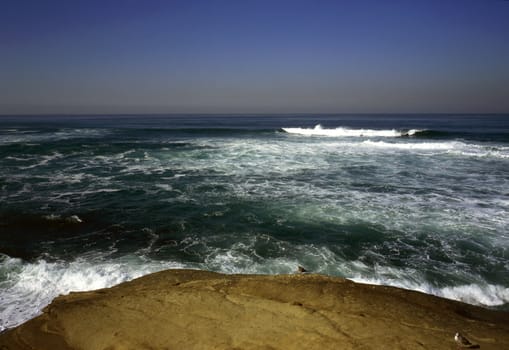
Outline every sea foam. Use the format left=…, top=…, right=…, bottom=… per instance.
left=350, top=276, right=509, bottom=307
left=0, top=254, right=185, bottom=332
left=2, top=252, right=508, bottom=332
left=282, top=125, right=421, bottom=137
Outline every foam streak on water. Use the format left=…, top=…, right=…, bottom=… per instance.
left=1, top=114, right=509, bottom=330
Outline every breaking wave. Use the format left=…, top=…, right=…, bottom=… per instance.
left=282, top=124, right=423, bottom=137
left=2, top=115, right=508, bottom=332
left=2, top=251, right=508, bottom=332
left=0, top=254, right=185, bottom=332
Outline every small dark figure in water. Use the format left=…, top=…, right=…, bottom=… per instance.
left=297, top=266, right=307, bottom=273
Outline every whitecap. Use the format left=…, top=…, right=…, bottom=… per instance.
left=66, top=215, right=83, bottom=224
left=282, top=125, right=422, bottom=137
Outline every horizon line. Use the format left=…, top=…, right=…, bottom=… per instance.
left=1, top=112, right=508, bottom=117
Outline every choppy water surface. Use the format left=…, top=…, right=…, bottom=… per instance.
left=1, top=114, right=508, bottom=330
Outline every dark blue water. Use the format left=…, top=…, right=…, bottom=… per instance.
left=1, top=114, right=508, bottom=330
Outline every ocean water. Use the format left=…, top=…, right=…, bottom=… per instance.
left=1, top=114, right=508, bottom=330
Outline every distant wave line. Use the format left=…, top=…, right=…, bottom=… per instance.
left=281, top=124, right=425, bottom=137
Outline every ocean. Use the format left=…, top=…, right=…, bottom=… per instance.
left=1, top=114, right=508, bottom=330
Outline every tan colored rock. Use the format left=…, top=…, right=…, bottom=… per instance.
left=1, top=269, right=508, bottom=349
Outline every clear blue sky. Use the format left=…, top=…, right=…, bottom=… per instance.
left=1, top=0, right=508, bottom=114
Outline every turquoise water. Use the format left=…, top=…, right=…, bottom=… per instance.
left=1, top=114, right=508, bottom=330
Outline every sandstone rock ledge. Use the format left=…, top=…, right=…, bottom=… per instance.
left=1, top=269, right=508, bottom=350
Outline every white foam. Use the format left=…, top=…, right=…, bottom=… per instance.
left=93, top=149, right=136, bottom=162
left=155, top=184, right=173, bottom=191
left=43, top=214, right=61, bottom=221
left=48, top=173, right=91, bottom=184
left=440, top=284, right=509, bottom=306
left=66, top=215, right=82, bottom=223
left=0, top=255, right=185, bottom=331
left=2, top=243, right=508, bottom=332
left=448, top=145, right=509, bottom=159
left=282, top=125, right=420, bottom=137
left=5, top=156, right=34, bottom=162
left=204, top=242, right=509, bottom=307
left=350, top=276, right=509, bottom=307
left=42, top=214, right=85, bottom=224
left=360, top=140, right=455, bottom=150
left=19, top=152, right=63, bottom=169
left=0, top=128, right=110, bottom=144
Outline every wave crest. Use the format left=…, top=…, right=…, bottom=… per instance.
left=282, top=125, right=423, bottom=137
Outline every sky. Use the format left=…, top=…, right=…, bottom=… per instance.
left=1, top=0, right=508, bottom=114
